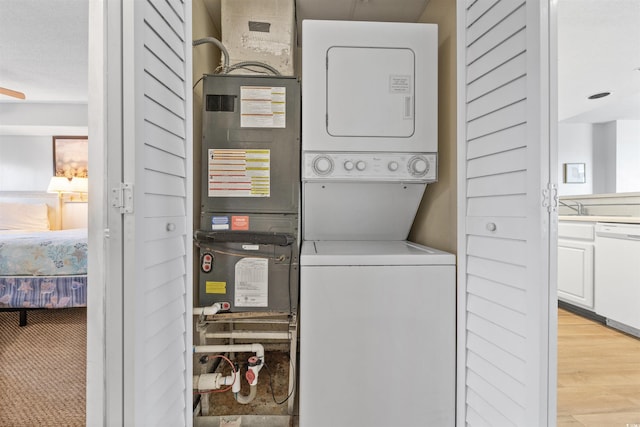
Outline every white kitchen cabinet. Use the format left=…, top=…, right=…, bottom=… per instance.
left=558, top=221, right=596, bottom=309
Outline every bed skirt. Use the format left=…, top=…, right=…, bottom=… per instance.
left=0, top=276, right=87, bottom=309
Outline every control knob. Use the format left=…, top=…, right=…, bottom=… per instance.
left=388, top=161, right=399, bottom=172
left=356, top=161, right=367, bottom=171
left=344, top=161, right=354, bottom=171
left=312, top=155, right=334, bottom=176
left=408, top=156, right=430, bottom=177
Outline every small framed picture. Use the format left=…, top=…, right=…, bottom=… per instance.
left=564, top=163, right=585, bottom=184
left=53, top=136, right=88, bottom=179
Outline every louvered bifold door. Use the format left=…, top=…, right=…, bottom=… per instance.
left=122, top=0, right=193, bottom=426
left=457, top=0, right=556, bottom=426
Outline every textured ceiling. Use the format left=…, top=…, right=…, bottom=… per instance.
left=0, top=0, right=638, bottom=124
left=0, top=0, right=88, bottom=103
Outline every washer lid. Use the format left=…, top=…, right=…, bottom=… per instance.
left=300, top=240, right=455, bottom=266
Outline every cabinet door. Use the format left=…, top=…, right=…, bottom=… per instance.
left=558, top=240, right=594, bottom=309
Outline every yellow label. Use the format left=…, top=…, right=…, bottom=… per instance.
left=206, top=281, right=226, bottom=294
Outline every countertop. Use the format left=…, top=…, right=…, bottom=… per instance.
left=559, top=215, right=640, bottom=224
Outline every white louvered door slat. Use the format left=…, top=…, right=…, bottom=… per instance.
left=467, top=124, right=527, bottom=158
left=467, top=1, right=525, bottom=45
left=457, top=0, right=556, bottom=425
left=467, top=77, right=526, bottom=120
left=467, top=53, right=526, bottom=100
left=121, top=0, right=192, bottom=425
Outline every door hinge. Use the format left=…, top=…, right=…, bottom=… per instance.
left=542, top=183, right=558, bottom=213
left=111, top=183, right=134, bottom=214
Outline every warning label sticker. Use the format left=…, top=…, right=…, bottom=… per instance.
left=206, top=281, right=226, bottom=295
left=232, top=215, right=249, bottom=230
left=208, top=149, right=270, bottom=197
left=240, top=86, right=286, bottom=128
left=211, top=216, right=230, bottom=230
left=389, top=75, right=412, bottom=94
left=235, top=258, right=268, bottom=307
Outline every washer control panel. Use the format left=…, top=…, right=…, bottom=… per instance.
left=303, top=152, right=437, bottom=181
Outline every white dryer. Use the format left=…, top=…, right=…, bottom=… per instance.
left=299, top=240, right=455, bottom=427
left=301, top=20, right=439, bottom=241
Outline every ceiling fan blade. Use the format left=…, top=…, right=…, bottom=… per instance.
left=0, top=86, right=26, bottom=100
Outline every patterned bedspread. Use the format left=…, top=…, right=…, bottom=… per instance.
left=0, top=229, right=88, bottom=309
left=0, top=228, right=87, bottom=276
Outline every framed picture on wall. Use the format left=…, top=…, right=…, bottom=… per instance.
left=564, top=163, right=585, bottom=184
left=53, top=136, right=88, bottom=178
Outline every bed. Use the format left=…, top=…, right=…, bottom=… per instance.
left=0, top=193, right=88, bottom=326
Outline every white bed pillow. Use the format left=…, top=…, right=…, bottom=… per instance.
left=0, top=202, right=50, bottom=231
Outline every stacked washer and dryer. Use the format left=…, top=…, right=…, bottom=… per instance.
left=299, top=21, right=455, bottom=426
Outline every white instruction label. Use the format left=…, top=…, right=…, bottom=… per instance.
left=240, top=86, right=286, bottom=128
left=389, top=75, right=412, bottom=94
left=235, top=258, right=268, bottom=307
left=208, top=149, right=270, bottom=197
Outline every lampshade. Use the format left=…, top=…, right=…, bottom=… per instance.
left=69, top=177, right=89, bottom=193
left=47, top=176, right=73, bottom=194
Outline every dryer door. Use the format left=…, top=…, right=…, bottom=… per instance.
left=327, top=47, right=415, bottom=138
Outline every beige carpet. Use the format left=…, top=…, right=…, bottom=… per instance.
left=0, top=308, right=86, bottom=427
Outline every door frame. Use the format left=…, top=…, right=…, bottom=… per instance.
left=86, top=0, right=125, bottom=424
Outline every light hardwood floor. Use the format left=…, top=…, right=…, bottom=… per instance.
left=558, top=308, right=640, bottom=426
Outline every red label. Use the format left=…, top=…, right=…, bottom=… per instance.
left=231, top=216, right=249, bottom=230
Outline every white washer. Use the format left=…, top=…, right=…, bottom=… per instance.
left=299, top=240, right=455, bottom=427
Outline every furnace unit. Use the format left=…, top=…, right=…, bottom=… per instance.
left=196, top=74, right=300, bottom=314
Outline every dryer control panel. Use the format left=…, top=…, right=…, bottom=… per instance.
left=302, top=152, right=437, bottom=182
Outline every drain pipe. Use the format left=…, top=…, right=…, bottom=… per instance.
left=194, top=303, right=223, bottom=317
left=235, top=355, right=262, bottom=404
left=194, top=344, right=265, bottom=360
left=193, top=344, right=265, bottom=404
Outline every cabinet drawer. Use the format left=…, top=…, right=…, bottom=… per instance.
left=558, top=222, right=595, bottom=240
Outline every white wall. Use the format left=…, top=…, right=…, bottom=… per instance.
left=0, top=135, right=54, bottom=191
left=560, top=120, right=640, bottom=195
left=616, top=120, right=640, bottom=193
left=592, top=121, right=617, bottom=194
left=0, top=101, right=87, bottom=191
left=558, top=123, right=593, bottom=196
